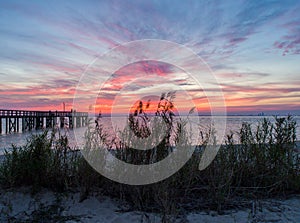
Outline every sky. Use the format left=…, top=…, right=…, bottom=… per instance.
left=0, top=0, right=300, bottom=115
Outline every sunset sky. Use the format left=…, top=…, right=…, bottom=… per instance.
left=0, top=0, right=300, bottom=115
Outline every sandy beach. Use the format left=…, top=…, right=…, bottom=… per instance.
left=1, top=187, right=299, bottom=223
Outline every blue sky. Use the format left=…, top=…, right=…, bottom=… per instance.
left=0, top=0, right=300, bottom=114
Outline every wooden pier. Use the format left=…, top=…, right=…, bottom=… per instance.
left=0, top=109, right=88, bottom=134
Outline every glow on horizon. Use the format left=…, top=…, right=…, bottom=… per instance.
left=0, top=0, right=300, bottom=115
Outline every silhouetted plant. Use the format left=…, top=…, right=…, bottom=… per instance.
left=0, top=101, right=299, bottom=217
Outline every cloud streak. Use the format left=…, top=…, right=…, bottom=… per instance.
left=0, top=1, right=300, bottom=114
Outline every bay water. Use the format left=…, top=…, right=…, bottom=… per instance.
left=1, top=116, right=299, bottom=155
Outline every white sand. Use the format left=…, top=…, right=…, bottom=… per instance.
left=187, top=197, right=300, bottom=223
left=0, top=188, right=299, bottom=222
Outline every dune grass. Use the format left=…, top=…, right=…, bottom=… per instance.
left=0, top=94, right=299, bottom=218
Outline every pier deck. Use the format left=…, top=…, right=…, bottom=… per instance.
left=0, top=109, right=88, bottom=134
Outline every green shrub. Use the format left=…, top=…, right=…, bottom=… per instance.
left=0, top=129, right=81, bottom=192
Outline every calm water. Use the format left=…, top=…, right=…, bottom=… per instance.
left=1, top=116, right=299, bottom=155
